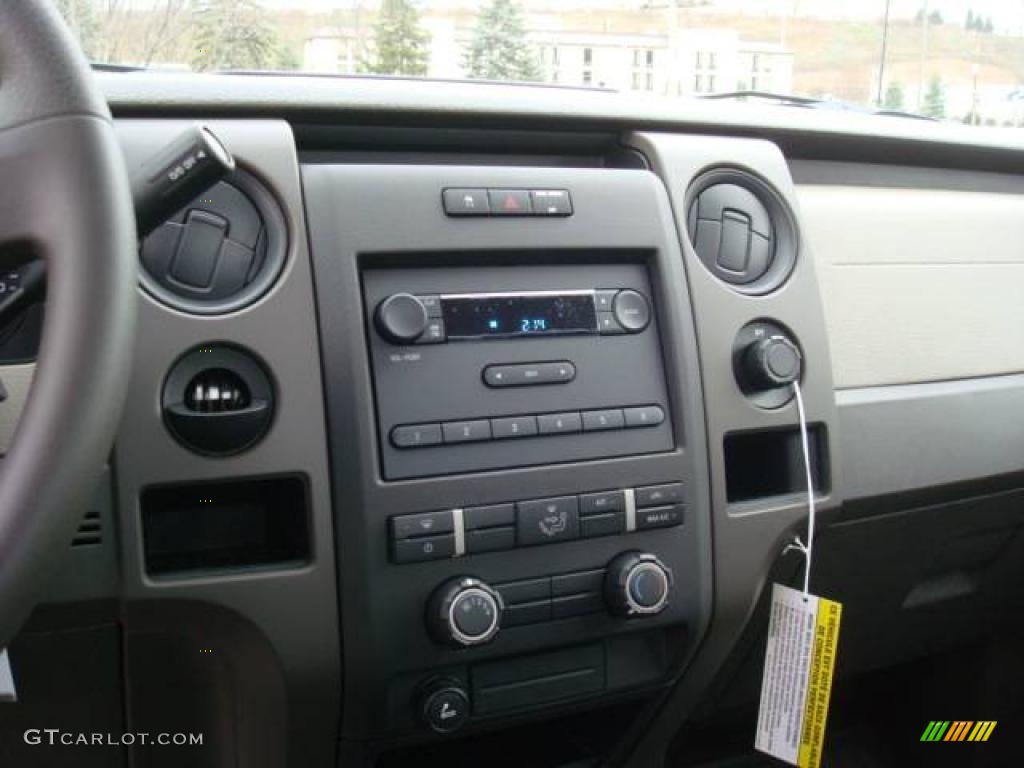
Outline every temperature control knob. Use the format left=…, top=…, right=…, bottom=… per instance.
left=426, top=577, right=504, bottom=647
left=375, top=293, right=428, bottom=344
left=605, top=552, right=673, bottom=617
left=742, top=335, right=802, bottom=390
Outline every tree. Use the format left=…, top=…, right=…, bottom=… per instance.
left=922, top=75, right=945, bottom=118
left=55, top=0, right=100, bottom=59
left=883, top=81, right=905, bottom=110
left=464, top=0, right=541, bottom=82
left=965, top=10, right=975, bottom=30
left=362, top=0, right=430, bottom=76
left=190, top=0, right=282, bottom=72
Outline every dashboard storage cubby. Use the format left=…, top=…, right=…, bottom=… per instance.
left=724, top=425, right=828, bottom=503
left=141, top=475, right=309, bottom=577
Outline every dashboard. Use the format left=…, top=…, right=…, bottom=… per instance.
left=4, top=72, right=1024, bottom=768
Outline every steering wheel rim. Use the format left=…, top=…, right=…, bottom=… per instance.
left=0, top=3, right=136, bottom=645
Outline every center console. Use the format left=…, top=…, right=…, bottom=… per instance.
left=303, top=163, right=712, bottom=749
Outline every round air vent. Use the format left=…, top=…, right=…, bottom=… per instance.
left=685, top=169, right=797, bottom=294
left=139, top=171, right=287, bottom=314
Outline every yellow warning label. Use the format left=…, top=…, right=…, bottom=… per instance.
left=797, top=597, right=842, bottom=768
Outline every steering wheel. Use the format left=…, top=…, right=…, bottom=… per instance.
left=0, top=4, right=136, bottom=646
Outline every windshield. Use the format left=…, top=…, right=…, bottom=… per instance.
left=59, top=0, right=1024, bottom=125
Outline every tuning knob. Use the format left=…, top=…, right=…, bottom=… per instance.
left=742, top=334, right=802, bottom=390
left=375, top=293, right=429, bottom=344
left=426, top=577, right=504, bottom=647
left=605, top=552, right=673, bottom=617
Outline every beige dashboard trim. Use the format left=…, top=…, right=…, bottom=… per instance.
left=796, top=184, right=1024, bottom=389
left=0, top=363, right=33, bottom=455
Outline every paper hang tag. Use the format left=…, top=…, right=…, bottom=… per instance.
left=755, top=584, right=842, bottom=768
left=0, top=649, right=16, bottom=702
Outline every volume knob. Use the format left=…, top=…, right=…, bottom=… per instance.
left=375, top=293, right=428, bottom=344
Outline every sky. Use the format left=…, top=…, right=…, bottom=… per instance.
left=248, top=0, right=1024, bottom=33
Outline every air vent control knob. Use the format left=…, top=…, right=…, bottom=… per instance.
left=743, top=335, right=802, bottom=390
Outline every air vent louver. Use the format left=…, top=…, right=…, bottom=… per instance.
left=685, top=170, right=797, bottom=294
left=71, top=510, right=102, bottom=548
left=139, top=172, right=287, bottom=315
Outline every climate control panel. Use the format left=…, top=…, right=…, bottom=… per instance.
left=389, top=482, right=685, bottom=564
left=425, top=552, right=674, bottom=649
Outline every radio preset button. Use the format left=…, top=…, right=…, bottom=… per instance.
left=491, top=415, right=539, bottom=440
left=582, top=408, right=625, bottom=432
left=517, top=496, right=579, bottom=546
left=537, top=412, right=582, bottom=435
left=391, top=423, right=442, bottom=449
left=613, top=289, right=651, bottom=333
left=623, top=405, right=665, bottom=428
left=442, top=420, right=492, bottom=444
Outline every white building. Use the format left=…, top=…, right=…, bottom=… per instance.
left=302, top=12, right=793, bottom=98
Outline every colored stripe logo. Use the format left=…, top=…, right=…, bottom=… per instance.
left=921, top=721, right=996, bottom=742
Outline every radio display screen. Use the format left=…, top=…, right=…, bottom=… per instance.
left=442, top=292, right=597, bottom=339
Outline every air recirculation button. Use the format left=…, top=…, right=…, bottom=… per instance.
left=685, top=170, right=797, bottom=295
left=163, top=345, right=274, bottom=456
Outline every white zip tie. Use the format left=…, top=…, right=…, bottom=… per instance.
left=785, top=379, right=816, bottom=599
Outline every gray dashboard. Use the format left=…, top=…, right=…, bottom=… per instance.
left=4, top=72, right=1023, bottom=767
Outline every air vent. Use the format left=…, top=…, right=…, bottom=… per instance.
left=71, top=510, right=102, bottom=548
left=139, top=171, right=287, bottom=315
left=685, top=169, right=797, bottom=294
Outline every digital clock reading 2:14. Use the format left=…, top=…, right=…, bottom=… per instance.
left=442, top=293, right=598, bottom=339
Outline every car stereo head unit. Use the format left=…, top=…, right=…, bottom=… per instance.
left=443, top=291, right=597, bottom=339
left=363, top=263, right=673, bottom=480
left=374, top=288, right=652, bottom=346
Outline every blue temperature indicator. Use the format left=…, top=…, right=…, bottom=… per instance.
left=487, top=318, right=500, bottom=331
left=520, top=317, right=549, bottom=333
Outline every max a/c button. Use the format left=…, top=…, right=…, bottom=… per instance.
left=636, top=505, right=684, bottom=531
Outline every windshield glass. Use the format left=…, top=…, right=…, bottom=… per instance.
left=59, top=0, right=1024, bottom=125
